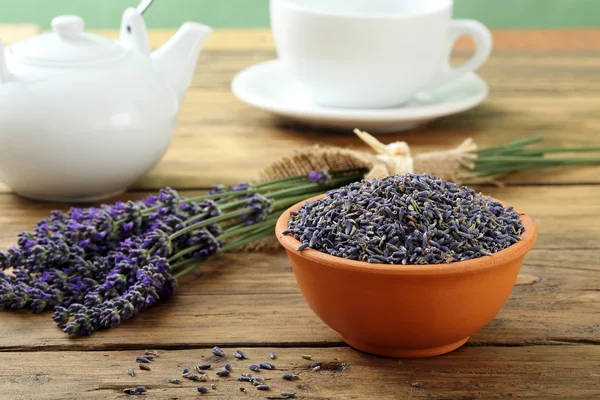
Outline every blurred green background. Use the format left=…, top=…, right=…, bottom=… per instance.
left=0, top=0, right=598, bottom=29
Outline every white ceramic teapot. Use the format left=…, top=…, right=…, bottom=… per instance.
left=0, top=0, right=211, bottom=202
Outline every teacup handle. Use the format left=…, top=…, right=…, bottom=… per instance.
left=427, top=20, right=493, bottom=89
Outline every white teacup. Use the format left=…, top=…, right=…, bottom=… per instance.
left=270, top=0, right=492, bottom=109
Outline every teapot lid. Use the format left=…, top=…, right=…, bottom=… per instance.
left=9, top=15, right=126, bottom=66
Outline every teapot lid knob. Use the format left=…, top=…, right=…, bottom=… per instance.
left=52, top=15, right=85, bottom=40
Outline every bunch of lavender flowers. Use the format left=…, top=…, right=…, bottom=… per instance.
left=0, top=168, right=366, bottom=336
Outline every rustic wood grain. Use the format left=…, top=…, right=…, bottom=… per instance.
left=3, top=185, right=599, bottom=250
left=0, top=346, right=598, bottom=400
left=0, top=186, right=598, bottom=351
left=0, top=248, right=596, bottom=351
left=95, top=28, right=600, bottom=51
left=0, top=27, right=598, bottom=399
left=1, top=29, right=600, bottom=194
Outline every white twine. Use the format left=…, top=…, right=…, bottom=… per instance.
left=353, top=129, right=414, bottom=179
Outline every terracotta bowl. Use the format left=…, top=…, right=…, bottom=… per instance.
left=275, top=194, right=538, bottom=358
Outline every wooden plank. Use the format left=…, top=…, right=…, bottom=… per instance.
left=2, top=185, right=600, bottom=250
left=2, top=30, right=600, bottom=194
left=93, top=28, right=600, bottom=52
left=0, top=251, right=596, bottom=351
left=0, top=186, right=598, bottom=350
left=0, top=346, right=598, bottom=399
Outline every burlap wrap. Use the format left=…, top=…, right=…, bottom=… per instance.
left=245, top=130, right=483, bottom=251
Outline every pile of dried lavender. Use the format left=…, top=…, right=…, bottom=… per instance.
left=285, top=174, right=524, bottom=264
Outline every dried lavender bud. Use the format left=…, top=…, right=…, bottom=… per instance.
left=142, top=355, right=154, bottom=361
left=260, top=362, right=275, bottom=370
left=234, top=350, right=247, bottom=359
left=123, top=386, right=146, bottom=395
left=197, top=364, right=211, bottom=370
left=168, top=378, right=181, bottom=384
left=224, top=363, right=231, bottom=371
left=184, top=374, right=201, bottom=382
left=411, top=382, right=424, bottom=388
left=256, top=384, right=271, bottom=391
left=269, top=352, right=276, bottom=360
left=216, top=368, right=230, bottom=377
left=136, top=356, right=151, bottom=363
left=249, top=364, right=260, bottom=372
left=197, top=386, right=209, bottom=393
left=240, top=387, right=246, bottom=392
left=212, top=346, right=225, bottom=357
left=182, top=367, right=189, bottom=375
left=251, top=377, right=264, bottom=382
left=310, top=362, right=322, bottom=369
left=138, top=363, right=151, bottom=371
left=237, top=376, right=254, bottom=382
left=308, top=170, right=332, bottom=185
left=282, top=374, right=299, bottom=381
left=287, top=174, right=525, bottom=264
left=282, top=393, right=297, bottom=399
left=144, top=350, right=159, bottom=357
left=242, top=373, right=252, bottom=378
left=311, top=365, right=321, bottom=372
left=301, top=355, right=312, bottom=360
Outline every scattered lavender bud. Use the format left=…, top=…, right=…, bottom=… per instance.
left=197, top=386, right=209, bottom=393
left=269, top=352, right=276, bottom=360
left=256, top=384, right=271, bottom=391
left=260, top=362, right=275, bottom=370
left=311, top=365, right=321, bottom=372
left=301, top=355, right=312, bottom=360
left=182, top=367, right=189, bottom=375
left=249, top=364, right=260, bottom=372
left=138, top=363, right=151, bottom=371
left=282, top=374, right=299, bottom=381
left=184, top=374, right=201, bottom=382
left=123, top=386, right=146, bottom=395
left=197, top=364, right=211, bottom=370
left=411, top=382, right=424, bottom=388
left=216, top=368, right=230, bottom=377
left=234, top=350, right=247, bottom=359
left=224, top=363, right=232, bottom=371
left=310, top=362, right=322, bottom=369
left=251, top=377, right=264, bottom=382
left=168, top=378, right=181, bottom=384
left=282, top=393, right=297, bottom=399
left=136, top=356, right=151, bottom=363
left=242, top=373, right=253, bottom=378
left=237, top=376, right=253, bottom=382
left=144, top=350, right=159, bottom=357
left=240, top=387, right=246, bottom=392
left=127, top=368, right=135, bottom=377
left=212, top=346, right=225, bottom=357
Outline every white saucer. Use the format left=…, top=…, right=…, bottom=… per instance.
left=231, top=60, right=489, bottom=133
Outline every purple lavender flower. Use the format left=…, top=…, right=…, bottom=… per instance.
left=308, top=170, right=332, bottom=185
left=241, top=195, right=272, bottom=226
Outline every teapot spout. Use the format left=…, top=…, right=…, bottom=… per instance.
left=152, top=22, right=212, bottom=102
left=0, top=39, right=8, bottom=83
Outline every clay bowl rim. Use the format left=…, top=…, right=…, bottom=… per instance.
left=276, top=194, right=538, bottom=277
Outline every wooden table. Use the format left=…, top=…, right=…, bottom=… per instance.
left=1, top=28, right=599, bottom=399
